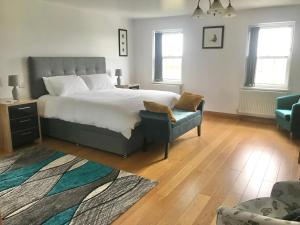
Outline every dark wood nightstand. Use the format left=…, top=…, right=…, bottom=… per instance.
left=115, top=83, right=140, bottom=90
left=0, top=100, right=41, bottom=154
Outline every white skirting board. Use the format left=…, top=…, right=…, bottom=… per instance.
left=238, top=89, right=288, bottom=118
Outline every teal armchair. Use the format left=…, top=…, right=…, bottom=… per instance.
left=275, top=94, right=300, bottom=138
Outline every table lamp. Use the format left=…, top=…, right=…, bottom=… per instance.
left=8, top=75, right=19, bottom=100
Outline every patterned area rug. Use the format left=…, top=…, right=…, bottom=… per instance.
left=0, top=147, right=157, bottom=225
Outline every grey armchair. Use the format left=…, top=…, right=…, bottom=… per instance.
left=217, top=181, right=300, bottom=225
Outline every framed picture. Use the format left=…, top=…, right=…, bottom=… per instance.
left=118, top=29, right=128, bottom=56
left=202, top=26, right=224, bottom=49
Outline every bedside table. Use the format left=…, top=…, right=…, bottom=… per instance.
left=0, top=100, right=41, bottom=154
left=115, top=83, right=140, bottom=90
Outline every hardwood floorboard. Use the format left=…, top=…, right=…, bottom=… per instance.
left=1, top=114, right=299, bottom=225
left=176, top=194, right=211, bottom=225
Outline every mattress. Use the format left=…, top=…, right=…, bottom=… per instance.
left=38, top=88, right=179, bottom=139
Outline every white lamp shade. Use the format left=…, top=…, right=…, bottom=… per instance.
left=224, top=3, right=236, bottom=18
left=193, top=6, right=205, bottom=19
left=207, top=0, right=225, bottom=16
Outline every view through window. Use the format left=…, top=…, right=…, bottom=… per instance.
left=154, top=31, right=183, bottom=82
left=254, top=24, right=294, bottom=89
left=162, top=32, right=183, bottom=81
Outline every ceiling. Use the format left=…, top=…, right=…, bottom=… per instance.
left=46, top=0, right=300, bottom=18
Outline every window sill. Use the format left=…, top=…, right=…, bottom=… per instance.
left=242, top=86, right=289, bottom=92
left=152, top=81, right=183, bottom=86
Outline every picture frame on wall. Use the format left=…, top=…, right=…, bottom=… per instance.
left=118, top=29, right=128, bottom=56
left=202, top=26, right=225, bottom=49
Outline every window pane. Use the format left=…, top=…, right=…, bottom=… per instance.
left=255, top=58, right=288, bottom=86
left=162, top=33, right=183, bottom=57
left=162, top=58, right=182, bottom=81
left=257, top=27, right=293, bottom=57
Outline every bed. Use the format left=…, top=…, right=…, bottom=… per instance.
left=28, top=57, right=179, bottom=157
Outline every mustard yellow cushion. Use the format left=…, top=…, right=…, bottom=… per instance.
left=174, top=92, right=203, bottom=112
left=143, top=101, right=176, bottom=123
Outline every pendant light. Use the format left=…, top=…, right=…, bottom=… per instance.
left=207, top=0, right=225, bottom=16
left=224, top=0, right=236, bottom=18
left=192, top=0, right=204, bottom=19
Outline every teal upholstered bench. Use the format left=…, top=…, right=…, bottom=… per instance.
left=139, top=101, right=204, bottom=159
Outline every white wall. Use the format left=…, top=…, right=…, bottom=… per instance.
left=132, top=6, right=300, bottom=114
left=0, top=0, right=132, bottom=98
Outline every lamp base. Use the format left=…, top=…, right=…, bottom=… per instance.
left=117, top=76, right=121, bottom=86
left=12, top=86, right=19, bottom=100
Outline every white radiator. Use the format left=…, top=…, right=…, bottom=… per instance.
left=238, top=89, right=288, bottom=118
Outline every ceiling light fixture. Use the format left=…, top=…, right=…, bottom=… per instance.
left=224, top=0, right=237, bottom=18
left=192, top=0, right=205, bottom=19
left=193, top=0, right=237, bottom=18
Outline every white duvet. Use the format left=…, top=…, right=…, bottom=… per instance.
left=38, top=89, right=179, bottom=139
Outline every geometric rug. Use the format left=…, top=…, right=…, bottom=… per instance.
left=0, top=147, right=157, bottom=225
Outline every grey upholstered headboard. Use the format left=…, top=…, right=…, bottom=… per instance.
left=28, top=57, right=106, bottom=99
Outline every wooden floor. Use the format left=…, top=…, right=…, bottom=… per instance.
left=4, top=114, right=300, bottom=225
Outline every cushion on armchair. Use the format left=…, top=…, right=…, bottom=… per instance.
left=217, top=206, right=300, bottom=225
left=275, top=109, right=291, bottom=121
left=236, top=197, right=290, bottom=219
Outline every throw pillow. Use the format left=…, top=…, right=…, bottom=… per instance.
left=174, top=92, right=203, bottom=112
left=143, top=101, right=176, bottom=123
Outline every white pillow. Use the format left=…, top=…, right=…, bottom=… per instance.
left=80, top=74, right=115, bottom=90
left=42, top=77, right=56, bottom=96
left=42, top=75, right=89, bottom=96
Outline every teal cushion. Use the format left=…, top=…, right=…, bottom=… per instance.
left=172, top=109, right=201, bottom=127
left=275, top=109, right=291, bottom=121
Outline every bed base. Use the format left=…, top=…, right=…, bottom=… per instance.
left=28, top=57, right=144, bottom=157
left=41, top=118, right=144, bottom=157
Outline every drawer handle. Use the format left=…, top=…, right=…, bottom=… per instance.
left=19, top=119, right=31, bottom=123
left=18, top=106, right=31, bottom=110
left=20, top=131, right=32, bottom=136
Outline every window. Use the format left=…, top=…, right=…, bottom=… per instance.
left=245, top=23, right=294, bottom=89
left=153, top=31, right=183, bottom=83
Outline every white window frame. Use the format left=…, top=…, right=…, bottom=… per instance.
left=249, top=22, right=295, bottom=91
left=152, top=29, right=183, bottom=84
